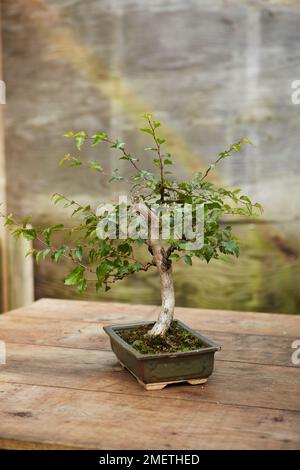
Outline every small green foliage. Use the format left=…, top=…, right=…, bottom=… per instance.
left=111, top=140, right=125, bottom=149
left=5, top=215, right=14, bottom=226
left=92, top=132, right=107, bottom=145
left=75, top=246, right=83, bottom=262
left=1, top=114, right=262, bottom=300
left=89, top=160, right=103, bottom=172
left=65, top=266, right=85, bottom=289
left=22, top=228, right=37, bottom=241
left=109, top=169, right=124, bottom=182
left=184, top=255, right=193, bottom=266
left=140, top=127, right=154, bottom=136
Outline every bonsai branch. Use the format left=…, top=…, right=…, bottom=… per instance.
left=147, top=117, right=165, bottom=203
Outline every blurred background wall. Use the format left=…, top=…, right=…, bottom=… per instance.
left=0, top=0, right=299, bottom=314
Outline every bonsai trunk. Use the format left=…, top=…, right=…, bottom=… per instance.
left=147, top=264, right=175, bottom=337
left=132, top=196, right=175, bottom=337
left=146, top=238, right=175, bottom=337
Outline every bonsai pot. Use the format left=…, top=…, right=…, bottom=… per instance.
left=103, top=320, right=221, bottom=390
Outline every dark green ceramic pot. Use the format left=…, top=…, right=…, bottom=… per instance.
left=103, top=320, right=220, bottom=390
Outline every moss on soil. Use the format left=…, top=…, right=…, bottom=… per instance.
left=116, top=321, right=205, bottom=355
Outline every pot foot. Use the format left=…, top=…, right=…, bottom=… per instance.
left=188, top=378, right=208, bottom=385
left=138, top=377, right=208, bottom=390
left=140, top=381, right=167, bottom=391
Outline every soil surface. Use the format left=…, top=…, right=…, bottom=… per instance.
left=116, top=321, right=205, bottom=354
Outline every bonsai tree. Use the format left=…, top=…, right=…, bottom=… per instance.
left=2, top=114, right=262, bottom=338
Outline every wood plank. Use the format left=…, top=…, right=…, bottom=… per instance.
left=9, top=298, right=300, bottom=337
left=1, top=299, right=299, bottom=449
left=8, top=298, right=158, bottom=322
left=0, top=314, right=297, bottom=367
left=0, top=381, right=299, bottom=450
left=1, top=343, right=300, bottom=412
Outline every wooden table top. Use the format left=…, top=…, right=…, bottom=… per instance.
left=0, top=298, right=299, bottom=450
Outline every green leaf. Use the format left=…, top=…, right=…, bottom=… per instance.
left=77, top=278, right=87, bottom=293
left=75, top=246, right=83, bottom=262
left=111, top=140, right=125, bottom=149
left=184, top=255, right=192, bottom=266
left=240, top=195, right=251, bottom=203
left=92, top=132, right=107, bottom=145
left=232, top=143, right=241, bottom=152
left=74, top=131, right=87, bottom=150
left=54, top=195, right=64, bottom=205
left=99, top=241, right=110, bottom=257
left=117, top=242, right=132, bottom=255
left=53, top=246, right=67, bottom=263
left=131, top=261, right=142, bottom=272
left=220, top=240, right=239, bottom=257
left=223, top=226, right=232, bottom=238
left=44, top=228, right=52, bottom=245
left=89, top=160, right=103, bottom=172
left=157, top=138, right=166, bottom=145
left=69, top=161, right=83, bottom=168
left=254, top=202, right=264, bottom=213
left=42, top=248, right=51, bottom=259
left=140, top=128, right=154, bottom=136
left=4, top=216, right=14, bottom=226
left=22, top=228, right=37, bottom=241
left=25, top=248, right=36, bottom=258
left=109, top=169, right=124, bottom=182
left=96, top=261, right=114, bottom=281
left=71, top=206, right=84, bottom=217
left=120, top=154, right=137, bottom=162
left=200, top=245, right=216, bottom=263
left=96, top=281, right=102, bottom=292
left=169, top=253, right=179, bottom=261
left=64, top=132, right=74, bottom=138
left=164, top=159, right=173, bottom=165
left=65, top=266, right=85, bottom=286
left=36, top=250, right=44, bottom=264
left=59, top=154, right=71, bottom=166
left=240, top=137, right=252, bottom=144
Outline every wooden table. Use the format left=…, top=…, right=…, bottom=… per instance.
left=0, top=298, right=299, bottom=449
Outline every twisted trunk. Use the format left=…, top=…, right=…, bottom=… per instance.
left=146, top=235, right=175, bottom=337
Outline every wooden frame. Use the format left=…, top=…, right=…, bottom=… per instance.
left=0, top=5, right=9, bottom=312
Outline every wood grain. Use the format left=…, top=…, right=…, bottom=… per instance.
left=1, top=343, right=300, bottom=412
left=0, top=309, right=297, bottom=367
left=0, top=382, right=299, bottom=450
left=9, top=297, right=300, bottom=334
left=0, top=299, right=299, bottom=449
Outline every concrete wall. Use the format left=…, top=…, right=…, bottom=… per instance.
left=2, top=0, right=300, bottom=313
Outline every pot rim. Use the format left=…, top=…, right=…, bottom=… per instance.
left=103, top=319, right=221, bottom=360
